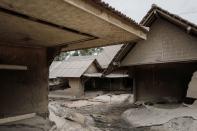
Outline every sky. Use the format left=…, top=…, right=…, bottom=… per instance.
left=103, top=0, right=197, bottom=24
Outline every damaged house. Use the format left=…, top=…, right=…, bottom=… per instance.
left=49, top=46, right=132, bottom=98
left=0, top=0, right=147, bottom=125
left=104, top=5, right=197, bottom=103
left=50, top=56, right=100, bottom=97
left=83, top=45, right=133, bottom=92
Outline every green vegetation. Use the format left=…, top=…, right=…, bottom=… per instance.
left=54, top=47, right=103, bottom=61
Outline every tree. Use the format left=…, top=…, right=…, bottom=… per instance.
left=54, top=52, right=70, bottom=61
left=54, top=47, right=103, bottom=61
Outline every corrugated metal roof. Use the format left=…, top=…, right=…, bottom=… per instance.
left=50, top=58, right=95, bottom=78
left=96, top=44, right=123, bottom=69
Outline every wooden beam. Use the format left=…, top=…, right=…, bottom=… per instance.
left=0, top=113, right=36, bottom=124
left=64, top=0, right=147, bottom=40
left=0, top=64, right=27, bottom=70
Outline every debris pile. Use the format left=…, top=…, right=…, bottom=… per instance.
left=49, top=93, right=197, bottom=131
left=49, top=93, right=134, bottom=131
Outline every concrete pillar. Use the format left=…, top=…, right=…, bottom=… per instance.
left=0, top=45, right=49, bottom=118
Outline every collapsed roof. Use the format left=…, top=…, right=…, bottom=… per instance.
left=0, top=0, right=147, bottom=51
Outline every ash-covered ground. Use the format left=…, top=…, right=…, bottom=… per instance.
left=49, top=92, right=197, bottom=131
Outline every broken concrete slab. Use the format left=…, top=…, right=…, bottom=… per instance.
left=187, top=71, right=197, bottom=99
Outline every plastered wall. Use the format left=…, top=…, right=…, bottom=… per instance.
left=0, top=45, right=49, bottom=118
left=68, top=78, right=84, bottom=97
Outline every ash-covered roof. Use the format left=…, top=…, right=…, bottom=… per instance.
left=83, top=72, right=129, bottom=78
left=67, top=55, right=95, bottom=61
left=88, top=0, right=147, bottom=32
left=96, top=44, right=123, bottom=69
left=50, top=58, right=96, bottom=78
left=50, top=44, right=124, bottom=78
left=103, top=4, right=197, bottom=75
left=140, top=4, right=197, bottom=35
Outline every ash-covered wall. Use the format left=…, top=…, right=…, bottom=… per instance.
left=0, top=45, right=49, bottom=118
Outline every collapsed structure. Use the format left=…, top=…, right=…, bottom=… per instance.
left=0, top=0, right=146, bottom=120
left=105, top=5, right=197, bottom=102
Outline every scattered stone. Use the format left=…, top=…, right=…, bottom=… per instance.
left=49, top=93, right=134, bottom=131
left=65, top=112, right=86, bottom=125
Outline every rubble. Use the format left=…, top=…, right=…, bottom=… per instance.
left=49, top=101, right=100, bottom=131
left=49, top=93, right=134, bottom=131
left=49, top=93, right=197, bottom=131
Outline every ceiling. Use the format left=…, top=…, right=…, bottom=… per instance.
left=0, top=0, right=147, bottom=51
